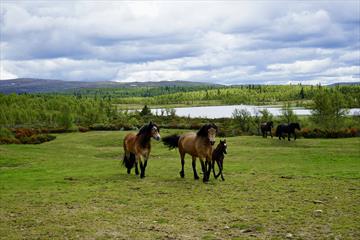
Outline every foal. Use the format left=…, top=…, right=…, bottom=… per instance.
left=260, top=121, right=273, bottom=138
left=212, top=139, right=227, bottom=181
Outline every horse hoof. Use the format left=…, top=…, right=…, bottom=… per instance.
left=140, top=174, right=145, bottom=179
left=194, top=176, right=199, bottom=180
left=179, top=172, right=185, bottom=178
left=127, top=169, right=131, bottom=174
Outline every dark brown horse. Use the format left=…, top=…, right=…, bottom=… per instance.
left=162, top=123, right=218, bottom=182
left=260, top=121, right=273, bottom=138
left=122, top=122, right=161, bottom=178
left=212, top=139, right=227, bottom=181
left=275, top=122, right=300, bottom=141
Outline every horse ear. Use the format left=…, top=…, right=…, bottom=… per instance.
left=149, top=121, right=153, bottom=125
left=223, top=139, right=226, bottom=143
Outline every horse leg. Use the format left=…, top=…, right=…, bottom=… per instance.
left=199, top=158, right=207, bottom=182
left=219, top=161, right=225, bottom=181
left=288, top=133, right=291, bottom=141
left=134, top=160, right=139, bottom=175
left=205, top=158, right=212, bottom=181
left=212, top=159, right=217, bottom=179
left=179, top=151, right=185, bottom=178
left=125, top=153, right=131, bottom=174
left=294, top=132, right=297, bottom=141
left=270, top=130, right=273, bottom=138
left=142, top=158, right=148, bottom=178
left=192, top=156, right=199, bottom=180
left=138, top=157, right=145, bottom=179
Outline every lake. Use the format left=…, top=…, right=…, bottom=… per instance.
left=152, top=105, right=360, bottom=119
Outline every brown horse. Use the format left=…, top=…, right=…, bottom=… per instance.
left=162, top=123, right=218, bottom=182
left=122, top=122, right=161, bottom=178
left=212, top=139, right=227, bottom=181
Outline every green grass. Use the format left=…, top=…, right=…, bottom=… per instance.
left=1, top=131, right=359, bottom=239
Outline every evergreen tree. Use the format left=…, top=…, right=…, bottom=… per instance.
left=139, top=105, right=152, bottom=116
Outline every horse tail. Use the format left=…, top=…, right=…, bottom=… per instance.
left=122, top=153, right=136, bottom=169
left=162, top=134, right=180, bottom=149
left=275, top=125, right=281, bottom=137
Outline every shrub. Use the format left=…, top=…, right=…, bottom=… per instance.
left=0, top=127, right=14, bottom=138
left=0, top=137, right=21, bottom=144
left=300, top=128, right=360, bottom=138
left=78, top=126, right=90, bottom=132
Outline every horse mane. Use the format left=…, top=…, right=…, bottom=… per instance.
left=197, top=123, right=218, bottom=137
left=137, top=122, right=159, bottom=147
left=290, top=122, right=300, bottom=130
left=137, top=122, right=159, bottom=136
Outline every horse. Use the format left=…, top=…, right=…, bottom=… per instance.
left=212, top=139, right=227, bottom=181
left=260, top=121, right=273, bottom=138
left=162, top=123, right=218, bottom=182
left=122, top=122, right=161, bottom=178
left=275, top=123, right=301, bottom=141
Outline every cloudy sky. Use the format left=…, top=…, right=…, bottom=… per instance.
left=0, top=1, right=359, bottom=85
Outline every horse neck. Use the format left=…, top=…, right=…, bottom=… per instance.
left=137, top=132, right=151, bottom=147
left=198, top=135, right=210, bottom=145
left=213, top=147, right=223, bottom=159
left=214, top=144, right=223, bottom=153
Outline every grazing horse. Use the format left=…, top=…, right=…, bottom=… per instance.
left=212, top=139, right=227, bottom=181
left=260, top=121, right=273, bottom=138
left=276, top=123, right=301, bottom=141
left=162, top=123, right=218, bottom=182
left=122, top=122, right=161, bottom=178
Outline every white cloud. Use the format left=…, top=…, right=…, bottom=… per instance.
left=0, top=65, right=18, bottom=80
left=267, top=58, right=332, bottom=74
left=0, top=1, right=359, bottom=84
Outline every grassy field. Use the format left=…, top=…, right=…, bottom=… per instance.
left=0, top=130, right=359, bottom=239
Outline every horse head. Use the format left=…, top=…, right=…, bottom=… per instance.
left=197, top=123, right=218, bottom=145
left=149, top=121, right=161, bottom=141
left=293, top=122, right=301, bottom=131
left=268, top=121, right=274, bottom=128
left=138, top=121, right=161, bottom=141
left=219, top=139, right=227, bottom=154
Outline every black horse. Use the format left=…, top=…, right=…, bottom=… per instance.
left=275, top=123, right=301, bottom=141
left=212, top=139, right=227, bottom=181
left=260, top=121, right=273, bottom=138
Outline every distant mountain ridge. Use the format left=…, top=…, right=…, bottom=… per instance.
left=328, top=82, right=360, bottom=86
left=0, top=78, right=358, bottom=94
left=0, top=78, right=219, bottom=94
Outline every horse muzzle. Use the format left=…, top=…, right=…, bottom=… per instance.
left=210, top=140, right=215, bottom=145
left=154, top=136, right=161, bottom=141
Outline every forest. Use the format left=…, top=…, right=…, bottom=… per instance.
left=0, top=84, right=359, bottom=143
left=68, top=84, right=360, bottom=108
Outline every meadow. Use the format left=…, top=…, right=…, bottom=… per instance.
left=0, top=130, right=359, bottom=239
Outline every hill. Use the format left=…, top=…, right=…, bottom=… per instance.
left=0, top=78, right=219, bottom=94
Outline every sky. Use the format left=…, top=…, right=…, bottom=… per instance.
left=0, top=1, right=359, bottom=85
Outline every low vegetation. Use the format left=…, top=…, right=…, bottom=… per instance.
left=1, top=131, right=359, bottom=239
